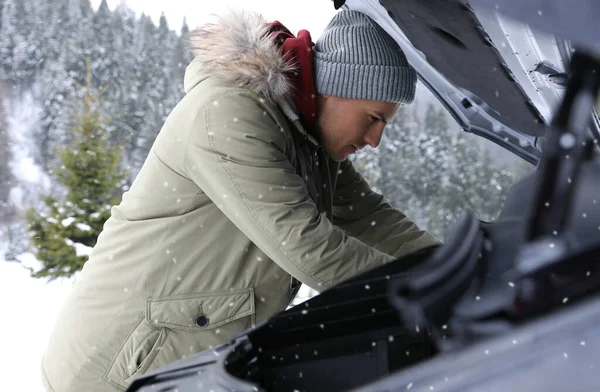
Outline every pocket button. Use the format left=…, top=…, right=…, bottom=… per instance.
left=195, top=314, right=210, bottom=327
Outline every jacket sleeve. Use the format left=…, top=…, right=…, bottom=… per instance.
left=183, top=90, right=396, bottom=291
left=332, top=158, right=442, bottom=259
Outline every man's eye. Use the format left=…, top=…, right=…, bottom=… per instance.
left=369, top=115, right=378, bottom=123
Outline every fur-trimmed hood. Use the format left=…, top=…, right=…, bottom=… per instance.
left=185, top=10, right=295, bottom=104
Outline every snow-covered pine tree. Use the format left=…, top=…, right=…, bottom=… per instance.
left=109, top=2, right=138, bottom=173
left=168, top=18, right=193, bottom=106
left=0, top=85, right=13, bottom=220
left=25, top=63, right=126, bottom=279
left=126, top=12, right=185, bottom=172
left=374, top=104, right=454, bottom=238
left=0, top=0, right=18, bottom=80
left=447, top=129, right=530, bottom=223
left=0, top=0, right=43, bottom=86
left=377, top=105, right=429, bottom=228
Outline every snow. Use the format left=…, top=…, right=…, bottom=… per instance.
left=64, top=239, right=93, bottom=258
left=0, top=250, right=74, bottom=392
left=75, top=223, right=92, bottom=231
left=61, top=217, right=76, bottom=227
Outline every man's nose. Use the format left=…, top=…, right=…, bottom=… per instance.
left=363, top=125, right=385, bottom=148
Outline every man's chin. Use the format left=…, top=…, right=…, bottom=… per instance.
left=325, top=145, right=355, bottom=162
left=329, top=151, right=347, bottom=162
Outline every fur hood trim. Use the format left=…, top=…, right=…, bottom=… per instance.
left=189, top=10, right=296, bottom=104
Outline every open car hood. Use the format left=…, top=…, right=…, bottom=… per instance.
left=341, top=0, right=600, bottom=165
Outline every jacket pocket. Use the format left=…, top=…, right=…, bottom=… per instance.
left=104, top=289, right=256, bottom=389
left=145, top=287, right=256, bottom=332
left=104, top=313, right=168, bottom=389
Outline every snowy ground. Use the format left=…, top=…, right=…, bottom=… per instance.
left=0, top=250, right=74, bottom=392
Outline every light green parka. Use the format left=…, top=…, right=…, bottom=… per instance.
left=41, top=10, right=440, bottom=392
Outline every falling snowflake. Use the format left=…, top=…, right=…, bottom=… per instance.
left=365, top=284, right=371, bottom=290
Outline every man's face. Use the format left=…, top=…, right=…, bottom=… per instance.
left=315, top=95, right=401, bottom=162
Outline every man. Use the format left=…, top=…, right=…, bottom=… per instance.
left=41, top=9, right=440, bottom=392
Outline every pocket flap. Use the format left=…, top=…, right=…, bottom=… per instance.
left=146, top=288, right=254, bottom=332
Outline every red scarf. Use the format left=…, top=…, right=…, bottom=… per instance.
left=266, top=21, right=318, bottom=131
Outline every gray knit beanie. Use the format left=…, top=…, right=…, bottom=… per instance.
left=313, top=10, right=417, bottom=105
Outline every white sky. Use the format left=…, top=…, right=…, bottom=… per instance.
left=90, top=0, right=339, bottom=39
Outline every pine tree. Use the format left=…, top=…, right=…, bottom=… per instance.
left=169, top=18, right=193, bottom=98
left=0, top=0, right=5, bottom=31
left=0, top=85, right=13, bottom=220
left=378, top=105, right=427, bottom=224
left=25, top=62, right=126, bottom=280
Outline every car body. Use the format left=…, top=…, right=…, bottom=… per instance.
left=126, top=1, right=600, bottom=391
